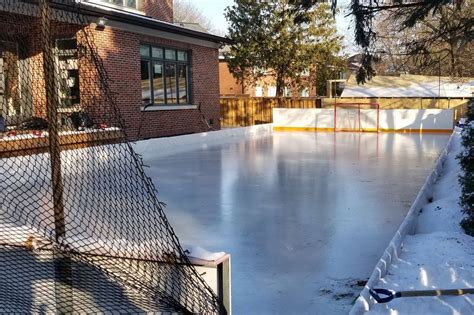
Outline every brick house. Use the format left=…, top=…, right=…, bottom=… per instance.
left=0, top=0, right=230, bottom=140
left=219, top=47, right=317, bottom=98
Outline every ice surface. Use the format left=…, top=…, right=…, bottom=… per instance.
left=135, top=131, right=450, bottom=314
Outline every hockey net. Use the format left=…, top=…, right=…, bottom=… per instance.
left=0, top=0, right=224, bottom=313
left=333, top=103, right=380, bottom=132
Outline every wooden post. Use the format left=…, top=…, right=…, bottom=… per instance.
left=40, top=0, right=73, bottom=312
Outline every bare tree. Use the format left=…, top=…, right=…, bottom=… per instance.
left=173, top=0, right=216, bottom=33
left=373, top=2, right=474, bottom=78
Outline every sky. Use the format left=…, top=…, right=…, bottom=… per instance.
left=187, top=0, right=360, bottom=55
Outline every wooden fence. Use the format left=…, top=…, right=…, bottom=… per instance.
left=220, top=97, right=321, bottom=127
left=220, top=96, right=470, bottom=127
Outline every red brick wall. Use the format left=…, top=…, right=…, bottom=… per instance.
left=2, top=12, right=219, bottom=140
left=88, top=26, right=220, bottom=140
left=219, top=61, right=245, bottom=95
left=142, top=0, right=173, bottom=23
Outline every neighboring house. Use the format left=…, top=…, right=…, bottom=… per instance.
left=346, top=53, right=363, bottom=76
left=219, top=47, right=317, bottom=97
left=341, top=74, right=474, bottom=98
left=332, top=74, right=473, bottom=120
left=0, top=0, right=230, bottom=140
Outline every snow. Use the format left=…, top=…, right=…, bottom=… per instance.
left=0, top=127, right=120, bottom=141
left=183, top=245, right=226, bottom=262
left=341, top=75, right=474, bottom=98
left=364, top=129, right=474, bottom=314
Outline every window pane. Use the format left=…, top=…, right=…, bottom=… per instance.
left=177, top=51, right=187, bottom=61
left=140, top=45, right=150, bottom=57
left=126, top=0, right=136, bottom=8
left=267, top=86, right=276, bottom=97
left=56, top=38, right=80, bottom=107
left=141, top=60, right=151, bottom=105
left=109, top=0, right=123, bottom=6
left=165, top=64, right=177, bottom=104
left=178, top=64, right=188, bottom=104
left=153, top=62, right=164, bottom=104
left=165, top=49, right=176, bottom=60
left=152, top=47, right=163, bottom=59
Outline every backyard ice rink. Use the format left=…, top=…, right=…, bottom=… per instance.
left=135, top=130, right=451, bottom=314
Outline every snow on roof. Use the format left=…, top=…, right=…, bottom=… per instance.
left=173, top=22, right=208, bottom=33
left=341, top=74, right=474, bottom=98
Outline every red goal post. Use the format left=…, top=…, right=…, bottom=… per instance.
left=333, top=103, right=380, bottom=132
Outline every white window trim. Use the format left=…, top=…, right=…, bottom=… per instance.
left=84, top=0, right=145, bottom=15
left=140, top=105, right=198, bottom=111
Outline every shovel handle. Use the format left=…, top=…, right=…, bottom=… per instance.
left=400, top=288, right=474, bottom=298
left=370, top=288, right=474, bottom=304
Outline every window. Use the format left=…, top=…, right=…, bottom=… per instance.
left=56, top=38, right=80, bottom=107
left=299, top=88, right=310, bottom=97
left=0, top=40, right=22, bottom=118
left=267, top=86, right=276, bottom=97
left=91, top=0, right=142, bottom=11
left=140, top=44, right=190, bottom=106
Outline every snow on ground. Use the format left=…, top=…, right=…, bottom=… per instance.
left=367, top=130, right=474, bottom=314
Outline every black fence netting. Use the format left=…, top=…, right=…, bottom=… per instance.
left=0, top=0, right=223, bottom=313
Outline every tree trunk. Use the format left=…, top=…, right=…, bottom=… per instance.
left=276, top=74, right=285, bottom=107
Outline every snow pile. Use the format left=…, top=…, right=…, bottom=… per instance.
left=0, top=127, right=120, bottom=141
left=366, top=130, right=474, bottom=314
left=183, top=245, right=226, bottom=262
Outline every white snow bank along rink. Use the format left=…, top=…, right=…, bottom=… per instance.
left=351, top=129, right=474, bottom=314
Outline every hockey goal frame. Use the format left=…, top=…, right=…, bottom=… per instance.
left=333, top=102, right=380, bottom=132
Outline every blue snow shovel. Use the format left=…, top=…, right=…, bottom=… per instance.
left=370, top=288, right=474, bottom=303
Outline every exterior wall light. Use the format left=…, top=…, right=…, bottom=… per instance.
left=96, top=17, right=107, bottom=30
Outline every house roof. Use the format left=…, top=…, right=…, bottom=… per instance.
left=173, top=22, right=209, bottom=33
left=347, top=54, right=363, bottom=71
left=341, top=74, right=474, bottom=98
left=53, top=1, right=232, bottom=45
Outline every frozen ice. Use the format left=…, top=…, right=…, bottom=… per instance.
left=136, top=131, right=450, bottom=314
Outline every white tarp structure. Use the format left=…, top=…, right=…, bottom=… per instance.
left=341, top=74, right=474, bottom=98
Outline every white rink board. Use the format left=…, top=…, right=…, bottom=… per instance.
left=273, top=108, right=454, bottom=131
left=380, top=109, right=453, bottom=130
left=273, top=108, right=334, bottom=129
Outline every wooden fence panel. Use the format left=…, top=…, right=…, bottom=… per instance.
left=220, top=96, right=468, bottom=127
left=220, top=97, right=323, bottom=127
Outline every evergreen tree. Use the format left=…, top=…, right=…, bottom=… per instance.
left=458, top=101, right=474, bottom=236
left=224, top=0, right=342, bottom=97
